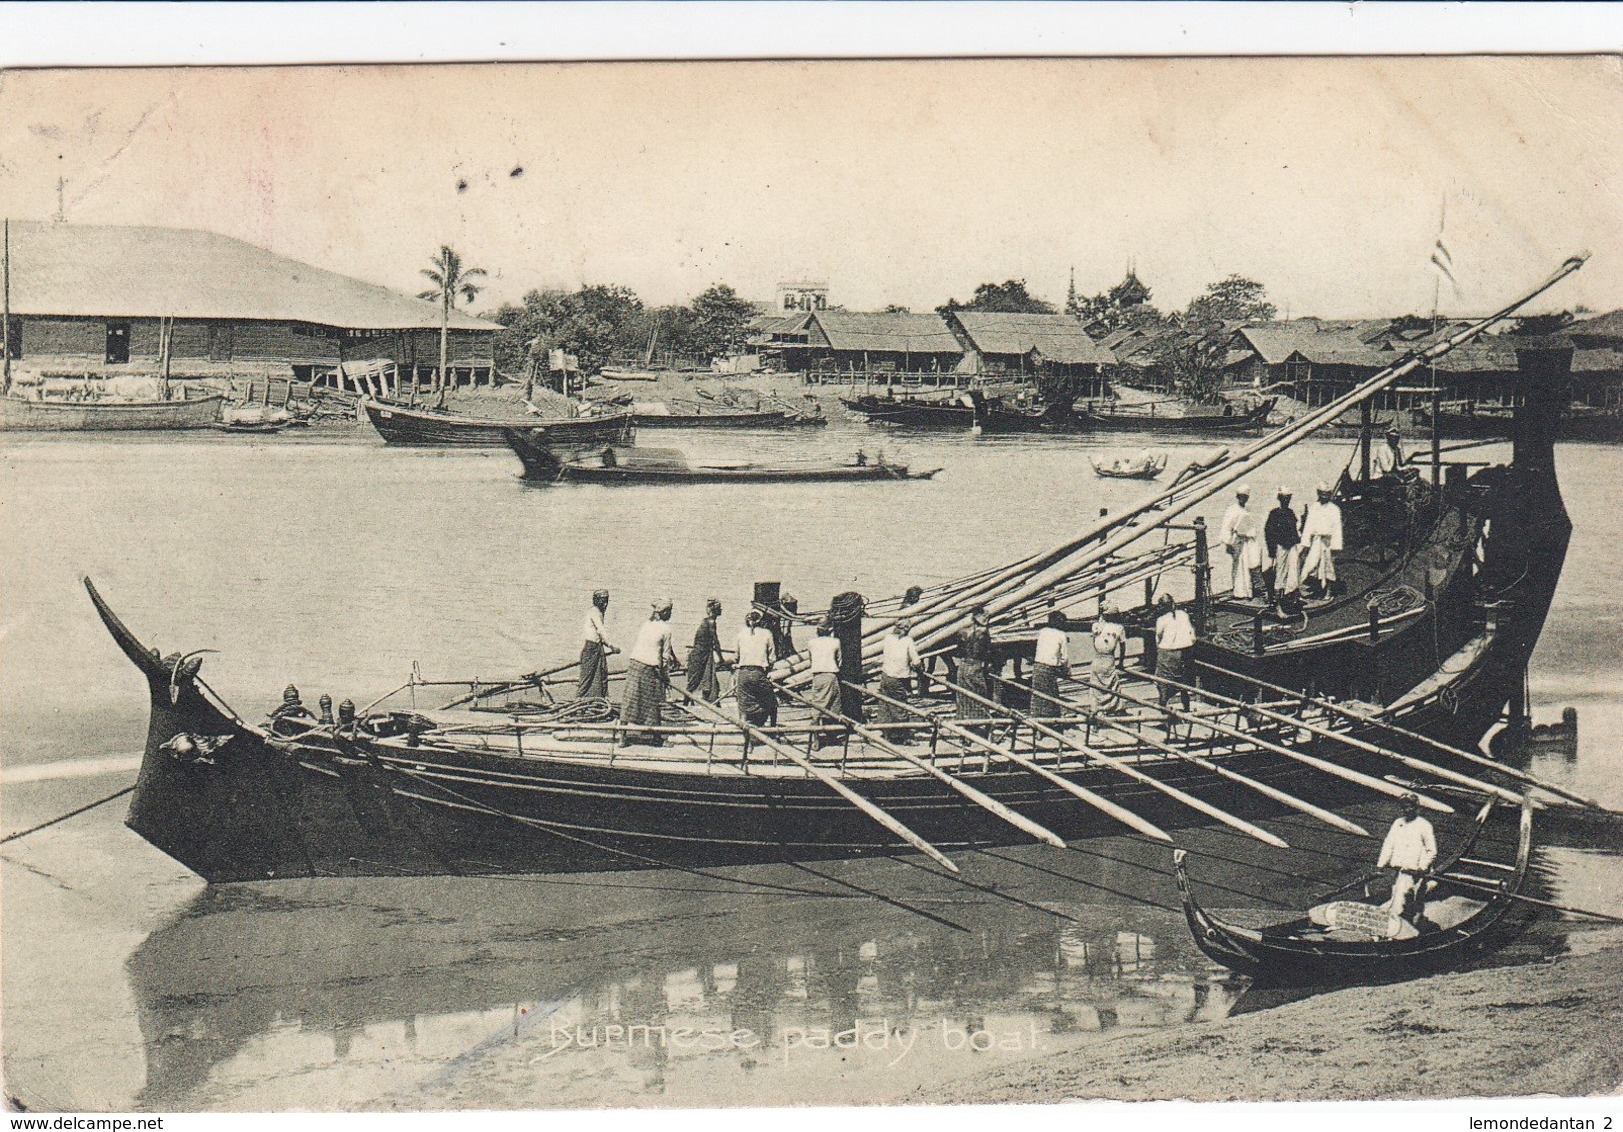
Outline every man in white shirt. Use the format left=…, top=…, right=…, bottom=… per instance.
left=1301, top=482, right=1345, bottom=597
left=578, top=589, right=616, bottom=701
left=1376, top=793, right=1437, bottom=919
left=874, top=619, right=923, bottom=734
left=804, top=622, right=844, bottom=748
left=1153, top=594, right=1196, bottom=713
left=619, top=599, right=678, bottom=746
left=1030, top=610, right=1071, bottom=719
left=1218, top=484, right=1264, bottom=601
left=1372, top=426, right=1406, bottom=478
left=733, top=610, right=779, bottom=727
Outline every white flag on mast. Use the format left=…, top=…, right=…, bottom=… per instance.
left=1430, top=198, right=1462, bottom=298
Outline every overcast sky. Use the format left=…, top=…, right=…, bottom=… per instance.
left=1, top=56, right=1618, bottom=319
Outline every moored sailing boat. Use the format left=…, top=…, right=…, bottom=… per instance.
left=87, top=257, right=1602, bottom=884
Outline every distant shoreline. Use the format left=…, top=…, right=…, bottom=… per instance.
left=925, top=931, right=1623, bottom=1104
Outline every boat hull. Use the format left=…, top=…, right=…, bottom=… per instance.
left=632, top=410, right=826, bottom=429
left=363, top=400, right=634, bottom=448
left=0, top=394, right=224, bottom=431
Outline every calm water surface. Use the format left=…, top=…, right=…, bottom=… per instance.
left=2, top=407, right=1619, bottom=1109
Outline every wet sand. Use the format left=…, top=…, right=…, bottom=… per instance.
left=930, top=931, right=1623, bottom=1103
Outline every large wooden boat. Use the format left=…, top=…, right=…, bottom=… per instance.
left=840, top=391, right=978, bottom=427
left=84, top=259, right=1597, bottom=884
left=0, top=392, right=224, bottom=431
left=508, top=439, right=941, bottom=485
left=362, top=399, right=634, bottom=448
left=630, top=402, right=827, bottom=429
left=1073, top=397, right=1276, bottom=434
left=1174, top=799, right=1536, bottom=983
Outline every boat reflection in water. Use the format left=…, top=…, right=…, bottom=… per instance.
left=127, top=870, right=1244, bottom=1110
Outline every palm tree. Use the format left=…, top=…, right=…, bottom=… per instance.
left=418, top=245, right=487, bottom=400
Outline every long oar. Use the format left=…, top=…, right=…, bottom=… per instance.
left=1089, top=673, right=1456, bottom=814
left=663, top=683, right=960, bottom=874
left=1136, top=668, right=1526, bottom=806
left=1048, top=675, right=1371, bottom=838
left=440, top=656, right=586, bottom=710
left=853, top=680, right=1175, bottom=844
left=935, top=674, right=1290, bottom=849
left=1415, top=869, right=1623, bottom=924
left=773, top=684, right=1068, bottom=849
left=1196, top=660, right=1601, bottom=810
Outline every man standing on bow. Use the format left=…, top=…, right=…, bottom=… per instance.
left=579, top=589, right=616, bottom=701
left=733, top=610, right=779, bottom=727
left=620, top=599, right=679, bottom=746
left=1264, top=487, right=1304, bottom=609
left=685, top=598, right=725, bottom=705
left=1089, top=600, right=1127, bottom=713
left=1219, top=484, right=1263, bottom=601
left=1153, top=594, right=1196, bottom=716
left=1377, top=793, right=1437, bottom=920
left=875, top=618, right=923, bottom=736
left=1030, top=610, right=1071, bottom=719
left=1301, top=481, right=1345, bottom=598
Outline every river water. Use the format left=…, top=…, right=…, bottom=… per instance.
left=2, top=403, right=1619, bottom=1110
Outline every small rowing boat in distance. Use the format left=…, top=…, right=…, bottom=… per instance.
left=1174, top=799, right=1536, bottom=984
left=506, top=434, right=941, bottom=485
left=1091, top=451, right=1168, bottom=479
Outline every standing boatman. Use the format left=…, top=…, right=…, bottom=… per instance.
left=734, top=610, right=779, bottom=727
left=1372, top=425, right=1407, bottom=478
left=685, top=598, right=726, bottom=705
left=1153, top=594, right=1196, bottom=719
left=954, top=605, right=994, bottom=724
left=1377, top=792, right=1437, bottom=920
left=875, top=618, right=923, bottom=736
left=579, top=589, right=617, bottom=701
left=1264, top=487, right=1304, bottom=609
left=1219, top=484, right=1264, bottom=601
left=1301, top=481, right=1345, bottom=598
left=1089, top=600, right=1126, bottom=713
left=1030, top=610, right=1070, bottom=719
left=619, top=599, right=678, bottom=746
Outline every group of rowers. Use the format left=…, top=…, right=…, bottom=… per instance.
left=574, top=581, right=1204, bottom=748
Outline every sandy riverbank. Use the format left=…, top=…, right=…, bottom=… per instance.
left=927, top=931, right=1623, bottom=1104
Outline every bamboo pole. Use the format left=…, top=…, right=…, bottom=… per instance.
left=932, top=674, right=1290, bottom=848
left=1196, top=660, right=1601, bottom=809
left=665, top=683, right=961, bottom=874
left=774, top=684, right=1069, bottom=849
left=1076, top=673, right=1456, bottom=814
left=1135, top=668, right=1526, bottom=806
left=1041, top=675, right=1372, bottom=837
left=853, top=680, right=1175, bottom=844
left=2, top=217, right=10, bottom=395
left=439, top=656, right=585, bottom=710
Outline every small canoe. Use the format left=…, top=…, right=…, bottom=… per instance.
left=630, top=403, right=827, bottom=429
left=1174, top=799, right=1535, bottom=984
left=506, top=434, right=940, bottom=485
left=1091, top=451, right=1168, bottom=479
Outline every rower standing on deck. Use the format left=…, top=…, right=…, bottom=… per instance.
left=685, top=598, right=725, bottom=705
left=1265, top=487, right=1304, bottom=611
left=1301, top=482, right=1345, bottom=598
left=875, top=618, right=922, bottom=734
left=1153, top=595, right=1196, bottom=715
left=954, top=605, right=994, bottom=723
left=1030, top=610, right=1070, bottom=719
left=1219, top=484, right=1263, bottom=601
left=619, top=599, right=678, bottom=746
left=579, top=589, right=617, bottom=701
left=1377, top=793, right=1437, bottom=920
left=804, top=622, right=843, bottom=747
left=1089, top=601, right=1126, bottom=713
left=734, top=610, right=778, bottom=727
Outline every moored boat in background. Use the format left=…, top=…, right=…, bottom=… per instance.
left=362, top=398, right=634, bottom=448
left=0, top=391, right=224, bottom=431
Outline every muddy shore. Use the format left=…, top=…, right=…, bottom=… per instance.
left=928, top=931, right=1623, bottom=1104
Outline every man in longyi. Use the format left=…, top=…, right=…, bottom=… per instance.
left=1264, top=487, right=1303, bottom=609
left=578, top=589, right=616, bottom=701
left=804, top=622, right=843, bottom=747
left=685, top=598, right=726, bottom=704
left=954, top=605, right=994, bottom=723
left=619, top=599, right=679, bottom=746
left=734, top=610, right=778, bottom=727
left=1089, top=600, right=1126, bottom=713
left=1219, top=484, right=1263, bottom=601
left=1030, top=609, right=1070, bottom=719
left=1153, top=594, right=1196, bottom=714
left=1377, top=792, right=1437, bottom=920
left=1301, top=481, right=1345, bottom=598
left=875, top=618, right=922, bottom=734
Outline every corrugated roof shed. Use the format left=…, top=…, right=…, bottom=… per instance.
left=5, top=221, right=500, bottom=331
left=952, top=311, right=1114, bottom=364
left=808, top=311, right=961, bottom=354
